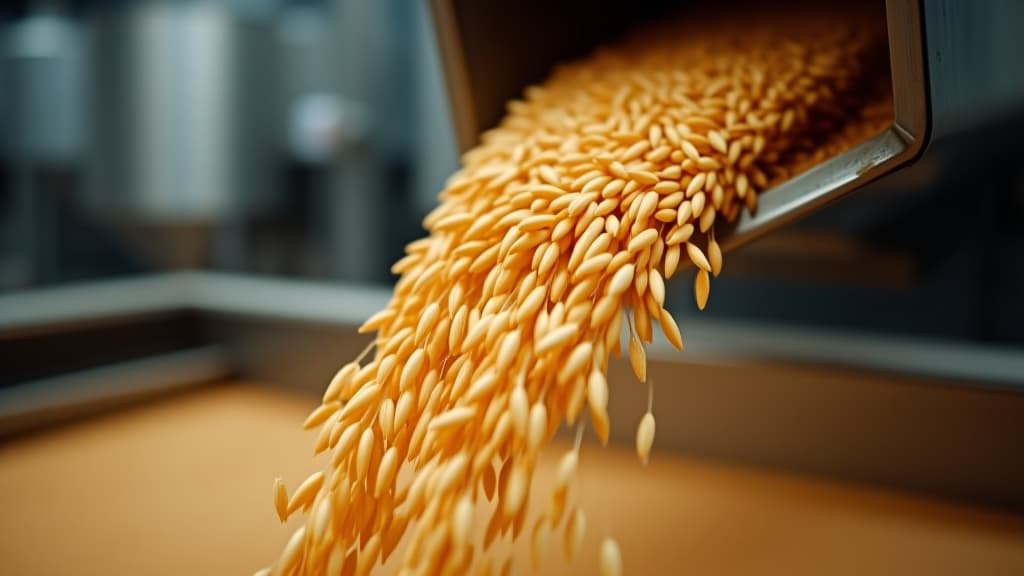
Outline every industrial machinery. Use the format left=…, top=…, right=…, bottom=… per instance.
left=429, top=0, right=1020, bottom=250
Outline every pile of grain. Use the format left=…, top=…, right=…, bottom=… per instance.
left=260, top=8, right=891, bottom=575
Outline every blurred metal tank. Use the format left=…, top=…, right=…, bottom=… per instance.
left=1, top=9, right=90, bottom=286
left=83, top=1, right=270, bottom=269
left=82, top=0, right=399, bottom=280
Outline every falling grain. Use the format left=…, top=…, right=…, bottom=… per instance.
left=636, top=412, right=656, bottom=465
left=659, top=308, right=685, bottom=351
left=273, top=477, right=289, bottom=523
left=503, top=464, right=528, bottom=518
left=686, top=242, right=712, bottom=272
left=608, top=264, right=636, bottom=296
left=430, top=407, right=477, bottom=431
left=709, top=236, right=723, bottom=276
left=275, top=526, right=307, bottom=576
left=535, top=323, right=580, bottom=354
left=303, top=401, right=339, bottom=431
left=339, top=383, right=381, bottom=424
left=375, top=447, right=399, bottom=498
left=628, top=334, right=647, bottom=383
left=695, top=269, right=711, bottom=310
left=600, top=537, right=623, bottom=576
left=564, top=508, right=587, bottom=561
left=261, top=6, right=894, bottom=573
left=453, top=495, right=474, bottom=547
left=286, top=471, right=324, bottom=516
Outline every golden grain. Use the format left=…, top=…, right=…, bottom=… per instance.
left=495, top=332, right=521, bottom=375
left=303, top=401, right=339, bottom=431
left=636, top=412, right=656, bottom=465
left=264, top=7, right=892, bottom=572
left=666, top=223, right=693, bottom=246
left=600, top=537, right=623, bottom=576
left=660, top=308, right=685, bottom=351
left=708, top=236, right=723, bottom=276
left=399, top=347, right=426, bottom=389
left=572, top=253, right=614, bottom=283
left=695, top=269, right=711, bottom=310
left=376, top=353, right=398, bottom=385
left=274, top=526, right=306, bottom=576
left=653, top=208, right=676, bottom=223
left=430, top=406, right=476, bottom=431
left=273, top=478, right=289, bottom=523
left=559, top=342, right=594, bottom=386
left=628, top=334, right=647, bottom=383
left=528, top=402, right=549, bottom=457
left=460, top=315, right=493, bottom=353
left=322, top=362, right=358, bottom=404
left=375, top=447, right=399, bottom=498
left=538, top=165, right=561, bottom=186
left=482, top=463, right=497, bottom=501
left=287, top=471, right=325, bottom=516
left=565, top=508, right=587, bottom=561
left=535, top=323, right=580, bottom=354
left=356, top=533, right=381, bottom=576
left=356, top=428, right=375, bottom=481
left=626, top=228, right=659, bottom=254
left=648, top=269, right=666, bottom=306
left=503, top=464, right=528, bottom=518
left=708, top=131, right=728, bottom=154
left=359, top=309, right=395, bottom=334
left=691, top=190, right=706, bottom=217
left=452, top=495, right=475, bottom=548
left=608, top=264, right=635, bottom=295
left=686, top=242, right=712, bottom=272
left=393, top=391, right=414, bottom=433
left=681, top=140, right=701, bottom=161
left=686, top=173, right=706, bottom=197
left=339, top=382, right=381, bottom=424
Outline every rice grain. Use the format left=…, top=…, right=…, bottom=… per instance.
left=262, top=6, right=893, bottom=573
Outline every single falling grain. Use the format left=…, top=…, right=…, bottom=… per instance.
left=659, top=308, right=685, bottom=351
left=636, top=412, right=656, bottom=465
left=535, top=323, right=580, bottom=354
left=686, top=242, right=711, bottom=272
left=600, top=537, right=623, bottom=576
left=628, top=334, right=647, bottom=383
left=375, top=447, right=399, bottom=498
left=555, top=449, right=579, bottom=491
left=608, top=264, right=636, bottom=296
left=274, top=526, right=307, bottom=576
left=564, top=508, right=587, bottom=561
left=286, top=471, right=324, bottom=516
left=695, top=269, right=711, bottom=310
left=531, top=517, right=549, bottom=570
left=273, top=477, right=289, bottom=523
left=708, top=236, right=723, bottom=277
left=453, top=495, right=474, bottom=547
left=504, top=464, right=528, bottom=518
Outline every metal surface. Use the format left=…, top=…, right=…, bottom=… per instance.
left=0, top=346, right=229, bottom=438
left=721, top=129, right=920, bottom=251
left=0, top=271, right=389, bottom=338
left=723, top=0, right=928, bottom=249
left=921, top=0, right=1024, bottom=140
left=4, top=273, right=1023, bottom=510
left=4, top=272, right=1023, bottom=386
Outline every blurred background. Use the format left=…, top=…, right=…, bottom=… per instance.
left=1, top=0, right=1024, bottom=574
left=1, top=0, right=1023, bottom=342
left=0, top=0, right=458, bottom=288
